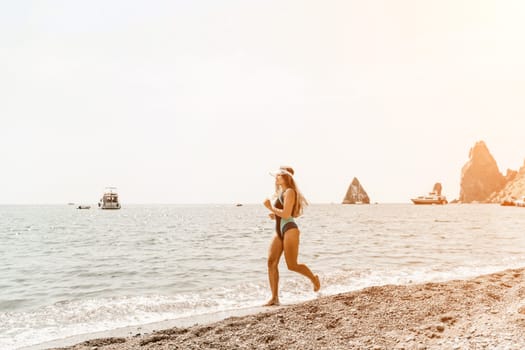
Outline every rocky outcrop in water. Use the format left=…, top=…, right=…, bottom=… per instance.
left=432, top=182, right=443, bottom=196
left=459, top=141, right=507, bottom=203
left=343, top=177, right=370, bottom=204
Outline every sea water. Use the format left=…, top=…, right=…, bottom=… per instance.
left=1, top=204, right=525, bottom=349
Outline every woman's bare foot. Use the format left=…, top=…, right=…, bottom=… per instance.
left=263, top=298, right=280, bottom=306
left=313, top=275, right=321, bottom=292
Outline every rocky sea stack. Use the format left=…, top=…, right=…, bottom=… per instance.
left=343, top=177, right=370, bottom=204
left=459, top=141, right=524, bottom=203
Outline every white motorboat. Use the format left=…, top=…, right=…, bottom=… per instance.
left=98, top=187, right=121, bottom=209
left=515, top=196, right=525, bottom=207
left=411, top=192, right=448, bottom=205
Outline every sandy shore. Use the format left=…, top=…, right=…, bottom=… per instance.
left=50, top=268, right=525, bottom=350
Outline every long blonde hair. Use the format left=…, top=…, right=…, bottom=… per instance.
left=274, top=169, right=308, bottom=217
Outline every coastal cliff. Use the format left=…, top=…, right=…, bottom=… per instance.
left=459, top=141, right=524, bottom=203
left=488, top=161, right=525, bottom=203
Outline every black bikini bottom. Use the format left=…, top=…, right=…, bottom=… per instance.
left=278, top=222, right=298, bottom=240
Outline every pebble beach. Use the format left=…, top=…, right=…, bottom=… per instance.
left=52, top=267, right=525, bottom=350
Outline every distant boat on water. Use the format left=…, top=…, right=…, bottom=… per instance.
left=411, top=193, right=448, bottom=205
left=98, top=187, right=121, bottom=210
left=411, top=182, right=447, bottom=205
left=515, top=196, right=525, bottom=207
left=500, top=196, right=525, bottom=207
left=501, top=198, right=516, bottom=206
left=76, top=205, right=91, bottom=209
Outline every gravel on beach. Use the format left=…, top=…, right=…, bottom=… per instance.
left=52, top=268, right=525, bottom=350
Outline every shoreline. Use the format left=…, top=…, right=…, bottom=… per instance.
left=41, top=267, right=525, bottom=350
left=21, top=305, right=281, bottom=350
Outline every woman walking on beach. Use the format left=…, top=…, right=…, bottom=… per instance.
left=263, top=166, right=320, bottom=306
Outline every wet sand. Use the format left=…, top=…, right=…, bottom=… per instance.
left=50, top=268, right=525, bottom=349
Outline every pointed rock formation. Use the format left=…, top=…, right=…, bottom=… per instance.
left=459, top=141, right=506, bottom=203
left=342, top=177, right=370, bottom=204
left=432, top=182, right=443, bottom=196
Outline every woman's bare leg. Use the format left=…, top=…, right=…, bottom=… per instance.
left=283, top=229, right=321, bottom=292
left=265, top=234, right=283, bottom=306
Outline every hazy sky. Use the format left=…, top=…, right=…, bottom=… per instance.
left=2, top=0, right=525, bottom=204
